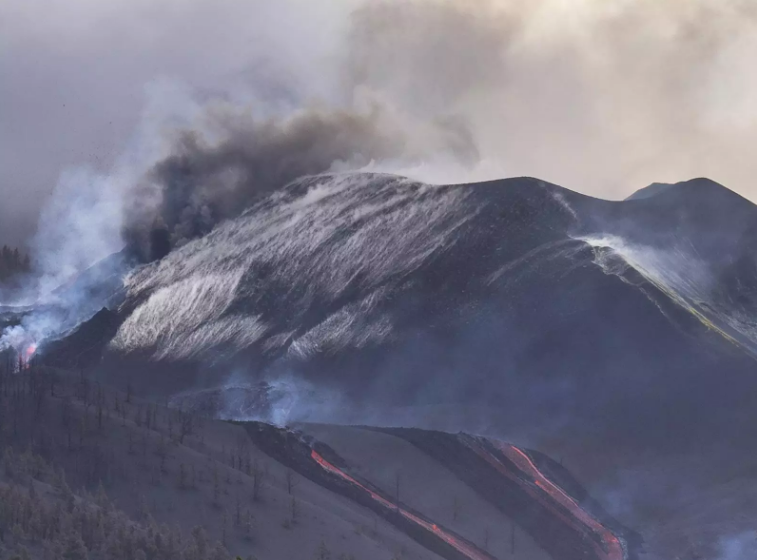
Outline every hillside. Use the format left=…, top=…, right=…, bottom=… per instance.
left=0, top=364, right=445, bottom=560
left=1, top=360, right=645, bottom=560
left=4, top=172, right=757, bottom=559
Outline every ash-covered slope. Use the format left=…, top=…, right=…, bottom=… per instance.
left=84, top=173, right=757, bottom=444
left=32, top=172, right=757, bottom=559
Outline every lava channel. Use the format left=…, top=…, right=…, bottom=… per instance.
left=311, top=449, right=496, bottom=560
left=463, top=437, right=625, bottom=560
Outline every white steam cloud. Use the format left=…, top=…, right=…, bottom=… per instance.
left=716, top=532, right=757, bottom=560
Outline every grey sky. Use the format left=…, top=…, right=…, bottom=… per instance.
left=2, top=0, right=757, bottom=251
left=0, top=0, right=352, bottom=247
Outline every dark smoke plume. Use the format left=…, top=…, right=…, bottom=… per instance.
left=5, top=0, right=757, bottom=253
left=124, top=103, right=478, bottom=261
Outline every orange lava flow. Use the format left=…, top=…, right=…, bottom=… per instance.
left=498, top=444, right=623, bottom=560
left=465, top=437, right=624, bottom=560
left=310, top=450, right=493, bottom=560
left=25, top=344, right=37, bottom=359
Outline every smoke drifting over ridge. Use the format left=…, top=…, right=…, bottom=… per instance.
left=2, top=0, right=757, bottom=270
left=124, top=102, right=478, bottom=260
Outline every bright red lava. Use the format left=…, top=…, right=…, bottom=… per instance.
left=311, top=449, right=493, bottom=560
left=465, top=437, right=625, bottom=560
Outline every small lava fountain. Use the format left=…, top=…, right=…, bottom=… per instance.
left=14, top=341, right=38, bottom=370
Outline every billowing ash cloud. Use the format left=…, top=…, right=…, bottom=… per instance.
left=114, top=0, right=757, bottom=261
left=5, top=0, right=757, bottom=258
left=123, top=103, right=478, bottom=260
left=4, top=0, right=757, bottom=269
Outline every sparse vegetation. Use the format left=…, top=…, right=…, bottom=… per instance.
left=0, top=353, right=476, bottom=560
left=452, top=496, right=462, bottom=522
left=285, top=468, right=298, bottom=495
left=0, top=358, right=238, bottom=559
left=0, top=453, right=229, bottom=560
left=315, top=540, right=331, bottom=560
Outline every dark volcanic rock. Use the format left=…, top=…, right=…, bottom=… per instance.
left=85, top=174, right=755, bottom=448
left=42, top=307, right=122, bottom=369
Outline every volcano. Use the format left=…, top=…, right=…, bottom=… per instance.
left=60, top=173, right=752, bottom=433
left=35, top=173, right=757, bottom=439
left=31, top=172, right=757, bottom=558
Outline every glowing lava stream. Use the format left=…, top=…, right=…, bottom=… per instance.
left=464, top=437, right=625, bottom=560
left=500, top=443, right=623, bottom=554
left=311, top=450, right=495, bottom=560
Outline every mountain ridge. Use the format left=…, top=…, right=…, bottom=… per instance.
left=6, top=170, right=757, bottom=558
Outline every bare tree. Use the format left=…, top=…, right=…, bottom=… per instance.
left=242, top=509, right=254, bottom=542
left=96, top=384, right=105, bottom=430
left=290, top=495, right=299, bottom=524
left=212, top=467, right=221, bottom=508
left=61, top=398, right=74, bottom=451
left=511, top=520, right=516, bottom=555
left=315, top=541, right=331, bottom=560
left=395, top=471, right=401, bottom=513
left=179, top=463, right=187, bottom=489
left=221, top=510, right=228, bottom=547
left=285, top=469, right=298, bottom=495
left=452, top=496, right=462, bottom=521
left=178, top=409, right=194, bottom=445
left=251, top=459, right=263, bottom=502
